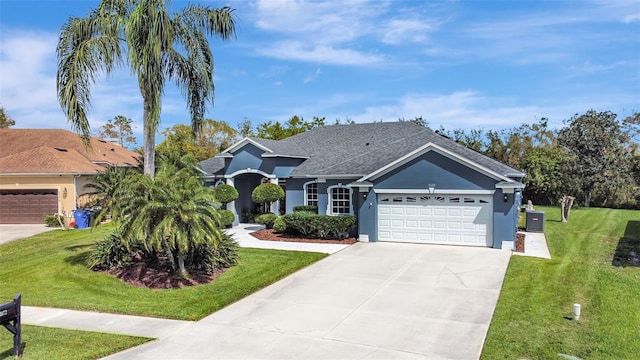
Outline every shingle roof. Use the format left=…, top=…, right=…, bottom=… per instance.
left=0, top=129, right=140, bottom=174
left=199, top=122, right=524, bottom=180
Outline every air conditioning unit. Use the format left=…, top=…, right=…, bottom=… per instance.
left=525, top=211, right=545, bottom=232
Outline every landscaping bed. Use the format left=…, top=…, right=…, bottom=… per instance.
left=250, top=228, right=357, bottom=244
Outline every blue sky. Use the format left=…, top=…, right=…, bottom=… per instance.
left=1, top=0, right=638, bottom=146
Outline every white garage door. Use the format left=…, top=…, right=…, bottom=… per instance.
left=377, top=194, right=493, bottom=247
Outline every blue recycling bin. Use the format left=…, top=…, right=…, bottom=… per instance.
left=73, top=209, right=91, bottom=229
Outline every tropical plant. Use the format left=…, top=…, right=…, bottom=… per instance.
left=84, top=165, right=138, bottom=220
left=114, top=154, right=223, bottom=277
left=56, top=0, right=236, bottom=178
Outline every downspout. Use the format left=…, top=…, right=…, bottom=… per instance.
left=73, top=174, right=81, bottom=210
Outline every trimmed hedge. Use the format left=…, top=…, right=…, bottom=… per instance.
left=219, top=209, right=235, bottom=226
left=255, top=213, right=277, bottom=229
left=273, top=216, right=286, bottom=233
left=212, top=184, right=239, bottom=204
left=280, top=212, right=356, bottom=239
left=293, top=205, right=318, bottom=213
left=252, top=183, right=285, bottom=204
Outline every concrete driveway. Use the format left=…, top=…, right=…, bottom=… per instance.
left=0, top=224, right=55, bottom=245
left=106, top=242, right=511, bottom=360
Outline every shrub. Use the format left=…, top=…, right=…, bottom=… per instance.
left=293, top=205, right=318, bottom=213
left=255, top=213, right=277, bottom=229
left=251, top=183, right=285, bottom=205
left=186, top=232, right=239, bottom=273
left=280, top=213, right=356, bottom=239
left=44, top=214, right=63, bottom=227
left=219, top=209, right=235, bottom=227
left=86, top=231, right=135, bottom=270
left=273, top=216, right=286, bottom=233
left=212, top=184, right=239, bottom=204
left=241, top=209, right=259, bottom=223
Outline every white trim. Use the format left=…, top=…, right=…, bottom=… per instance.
left=214, top=179, right=225, bottom=186
left=224, top=168, right=276, bottom=179
left=358, top=234, right=370, bottom=242
left=495, top=181, right=524, bottom=189
left=358, top=142, right=514, bottom=183
left=215, top=153, right=233, bottom=158
left=373, top=189, right=496, bottom=195
left=303, top=175, right=362, bottom=179
left=327, top=184, right=354, bottom=215
left=261, top=154, right=309, bottom=159
left=303, top=180, right=319, bottom=207
left=219, top=138, right=273, bottom=155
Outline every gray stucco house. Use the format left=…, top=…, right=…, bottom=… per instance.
left=199, top=122, right=525, bottom=249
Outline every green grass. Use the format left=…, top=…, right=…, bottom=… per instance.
left=482, top=206, right=640, bottom=359
left=0, top=325, right=150, bottom=360
left=0, top=225, right=327, bottom=320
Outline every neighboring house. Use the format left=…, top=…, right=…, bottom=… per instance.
left=0, top=129, right=139, bottom=224
left=200, top=122, right=525, bottom=249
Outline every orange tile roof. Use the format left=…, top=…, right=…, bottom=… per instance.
left=0, top=129, right=140, bottom=174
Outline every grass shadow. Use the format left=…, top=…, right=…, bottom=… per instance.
left=65, top=244, right=93, bottom=252
left=0, top=342, right=25, bottom=359
left=64, top=251, right=91, bottom=266
left=612, top=221, right=640, bottom=267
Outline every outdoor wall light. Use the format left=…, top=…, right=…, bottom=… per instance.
left=428, top=183, right=436, bottom=194
left=503, top=194, right=508, bottom=202
left=363, top=193, right=368, bottom=199
left=62, top=187, right=68, bottom=199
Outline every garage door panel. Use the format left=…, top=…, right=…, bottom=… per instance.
left=378, top=193, right=493, bottom=247
left=0, top=190, right=58, bottom=224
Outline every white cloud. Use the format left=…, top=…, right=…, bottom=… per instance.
left=256, top=41, right=387, bottom=66
left=303, top=67, right=322, bottom=83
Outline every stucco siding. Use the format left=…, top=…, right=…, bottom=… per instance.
left=356, top=152, right=521, bottom=246
left=0, top=175, right=76, bottom=215
left=374, top=151, right=496, bottom=191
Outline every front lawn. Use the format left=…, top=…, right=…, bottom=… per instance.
left=0, top=325, right=150, bottom=360
left=482, top=206, right=640, bottom=359
left=0, top=225, right=327, bottom=320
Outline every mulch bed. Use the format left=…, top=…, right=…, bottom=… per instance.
left=515, top=232, right=525, bottom=253
left=102, top=262, right=226, bottom=290
left=250, top=228, right=358, bottom=245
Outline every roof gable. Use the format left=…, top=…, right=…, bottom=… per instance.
left=358, top=142, right=514, bottom=183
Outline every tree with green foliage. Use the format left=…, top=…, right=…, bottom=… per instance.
left=97, top=115, right=137, bottom=148
left=558, top=110, right=632, bottom=207
left=115, top=153, right=222, bottom=277
left=253, top=115, right=326, bottom=140
left=521, top=146, right=575, bottom=204
left=157, top=119, right=237, bottom=161
left=0, top=107, right=15, bottom=128
left=252, top=183, right=285, bottom=212
left=56, top=0, right=236, bottom=178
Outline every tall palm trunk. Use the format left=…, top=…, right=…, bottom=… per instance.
left=142, top=95, right=156, bottom=178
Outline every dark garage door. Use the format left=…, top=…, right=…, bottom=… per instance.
left=0, top=189, right=59, bottom=224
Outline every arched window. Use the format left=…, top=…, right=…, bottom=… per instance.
left=304, top=181, right=318, bottom=206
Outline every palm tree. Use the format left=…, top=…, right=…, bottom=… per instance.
left=116, top=153, right=222, bottom=277
left=57, top=0, right=236, bottom=178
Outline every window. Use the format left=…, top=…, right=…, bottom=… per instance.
left=329, top=185, right=352, bottom=215
left=304, top=182, right=318, bottom=207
